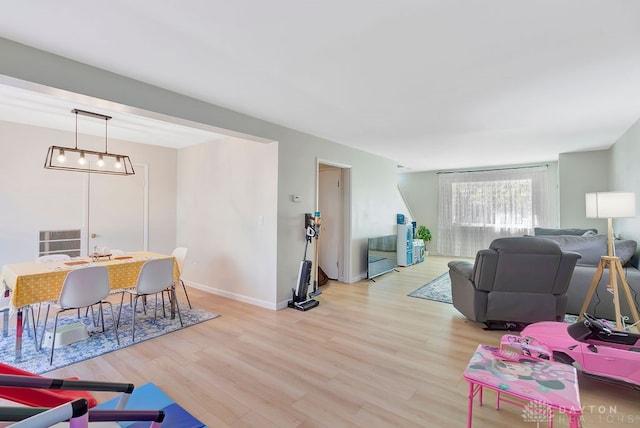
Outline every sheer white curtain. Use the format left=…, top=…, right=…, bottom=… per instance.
left=438, top=166, right=550, bottom=257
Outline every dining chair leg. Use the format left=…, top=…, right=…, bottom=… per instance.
left=152, top=293, right=165, bottom=320
left=132, top=296, right=138, bottom=341
left=19, top=306, right=39, bottom=351
left=116, top=292, right=126, bottom=329
left=160, top=292, right=166, bottom=318
left=153, top=295, right=158, bottom=320
left=35, top=303, right=43, bottom=329
left=100, top=304, right=105, bottom=328
left=173, top=288, right=183, bottom=327
left=28, top=305, right=38, bottom=351
left=104, top=301, right=120, bottom=346
left=49, top=313, right=61, bottom=365
left=99, top=304, right=105, bottom=332
left=23, top=309, right=30, bottom=338
left=90, top=305, right=98, bottom=327
left=23, top=307, right=37, bottom=340
left=39, top=304, right=51, bottom=351
left=180, top=279, right=192, bottom=309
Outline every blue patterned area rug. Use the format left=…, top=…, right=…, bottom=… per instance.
left=407, top=272, right=452, bottom=303
left=407, top=272, right=580, bottom=323
left=0, top=302, right=219, bottom=374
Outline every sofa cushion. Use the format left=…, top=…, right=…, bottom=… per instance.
left=539, top=235, right=637, bottom=266
left=540, top=235, right=606, bottom=266
left=615, top=239, right=638, bottom=265
left=534, top=227, right=598, bottom=236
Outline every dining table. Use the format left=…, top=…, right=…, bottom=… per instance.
left=0, top=251, right=179, bottom=361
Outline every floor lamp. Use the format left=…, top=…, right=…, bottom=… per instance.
left=578, top=191, right=640, bottom=330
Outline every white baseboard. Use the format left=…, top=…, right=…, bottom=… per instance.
left=183, top=280, right=279, bottom=310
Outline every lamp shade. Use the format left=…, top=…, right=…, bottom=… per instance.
left=585, top=192, right=636, bottom=219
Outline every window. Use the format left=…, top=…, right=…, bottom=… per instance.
left=452, top=179, right=534, bottom=228
left=438, top=166, right=549, bottom=257
left=39, top=230, right=81, bottom=258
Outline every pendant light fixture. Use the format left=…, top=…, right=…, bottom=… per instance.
left=44, top=109, right=135, bottom=175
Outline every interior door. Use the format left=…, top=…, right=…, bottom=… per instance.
left=318, top=167, right=342, bottom=279
left=86, top=164, right=147, bottom=254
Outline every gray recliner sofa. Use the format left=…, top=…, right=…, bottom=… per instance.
left=448, top=237, right=581, bottom=325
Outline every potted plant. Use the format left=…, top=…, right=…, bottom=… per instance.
left=416, top=225, right=432, bottom=256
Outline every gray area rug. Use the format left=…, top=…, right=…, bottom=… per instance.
left=408, top=272, right=579, bottom=323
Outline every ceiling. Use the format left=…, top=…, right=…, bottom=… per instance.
left=1, top=1, right=640, bottom=172
left=0, top=83, right=228, bottom=147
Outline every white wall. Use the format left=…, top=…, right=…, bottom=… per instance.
left=0, top=120, right=177, bottom=263
left=177, top=138, right=278, bottom=308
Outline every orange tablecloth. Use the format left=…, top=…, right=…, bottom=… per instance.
left=0, top=252, right=179, bottom=308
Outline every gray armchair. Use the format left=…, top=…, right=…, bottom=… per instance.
left=448, top=237, right=581, bottom=326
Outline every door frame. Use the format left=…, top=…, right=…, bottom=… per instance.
left=316, top=158, right=352, bottom=283
left=82, top=163, right=149, bottom=256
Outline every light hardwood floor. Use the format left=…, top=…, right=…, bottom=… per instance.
left=46, top=256, right=639, bottom=427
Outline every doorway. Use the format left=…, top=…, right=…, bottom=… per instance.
left=317, top=160, right=351, bottom=283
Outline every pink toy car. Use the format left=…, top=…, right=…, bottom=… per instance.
left=520, top=313, right=640, bottom=390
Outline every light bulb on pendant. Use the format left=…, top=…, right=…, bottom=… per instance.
left=78, top=151, right=87, bottom=165
left=115, top=156, right=122, bottom=169
left=56, top=149, right=66, bottom=163
left=97, top=154, right=105, bottom=167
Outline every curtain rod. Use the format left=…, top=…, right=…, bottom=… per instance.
left=436, top=163, right=549, bottom=174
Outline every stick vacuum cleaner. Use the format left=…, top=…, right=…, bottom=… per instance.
left=288, top=213, right=320, bottom=311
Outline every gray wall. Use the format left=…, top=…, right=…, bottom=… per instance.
left=558, top=150, right=609, bottom=233
left=610, top=117, right=640, bottom=243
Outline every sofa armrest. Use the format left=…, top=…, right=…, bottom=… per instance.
left=448, top=260, right=474, bottom=281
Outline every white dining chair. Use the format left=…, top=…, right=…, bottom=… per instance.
left=40, top=265, right=119, bottom=364
left=36, top=253, right=84, bottom=326
left=117, top=258, right=183, bottom=341
left=36, top=254, right=71, bottom=263
left=171, top=247, right=191, bottom=309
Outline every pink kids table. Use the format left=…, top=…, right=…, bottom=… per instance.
left=463, top=344, right=582, bottom=428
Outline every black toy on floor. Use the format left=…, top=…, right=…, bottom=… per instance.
left=483, top=321, right=528, bottom=331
